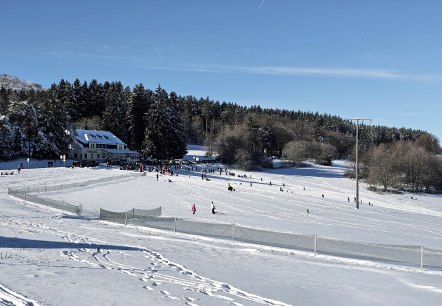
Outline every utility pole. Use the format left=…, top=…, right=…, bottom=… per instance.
left=348, top=118, right=372, bottom=209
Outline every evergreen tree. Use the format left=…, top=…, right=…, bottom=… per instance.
left=36, top=85, right=73, bottom=158
left=0, top=113, right=13, bottom=159
left=102, top=81, right=128, bottom=141
left=70, top=79, right=88, bottom=121
left=127, top=84, right=151, bottom=151
left=7, top=100, right=38, bottom=157
left=0, top=86, right=10, bottom=114
left=143, top=86, right=187, bottom=160
left=87, top=79, right=105, bottom=118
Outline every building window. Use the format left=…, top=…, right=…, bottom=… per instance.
left=84, top=153, right=87, bottom=159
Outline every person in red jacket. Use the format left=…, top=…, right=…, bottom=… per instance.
left=191, top=204, right=197, bottom=214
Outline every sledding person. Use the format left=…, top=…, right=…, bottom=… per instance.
left=211, top=201, right=216, bottom=214
left=191, top=204, right=197, bottom=214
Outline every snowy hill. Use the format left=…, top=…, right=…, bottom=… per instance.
left=0, top=74, right=43, bottom=91
left=1, top=161, right=442, bottom=305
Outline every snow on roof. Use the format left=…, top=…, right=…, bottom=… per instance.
left=181, top=144, right=215, bottom=161
left=75, top=129, right=126, bottom=146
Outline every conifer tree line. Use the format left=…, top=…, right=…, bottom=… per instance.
left=0, top=78, right=440, bottom=192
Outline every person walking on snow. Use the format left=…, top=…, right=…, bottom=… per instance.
left=211, top=201, right=216, bottom=214
left=191, top=204, right=197, bottom=214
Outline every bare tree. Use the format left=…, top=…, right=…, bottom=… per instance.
left=367, top=144, right=400, bottom=191
left=283, top=140, right=309, bottom=165
left=415, top=132, right=441, bottom=155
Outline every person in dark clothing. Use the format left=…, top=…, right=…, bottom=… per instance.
left=211, top=201, right=216, bottom=214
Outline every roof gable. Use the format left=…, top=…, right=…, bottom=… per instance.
left=75, top=129, right=126, bottom=146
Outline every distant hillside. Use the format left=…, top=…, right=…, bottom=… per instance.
left=0, top=74, right=43, bottom=91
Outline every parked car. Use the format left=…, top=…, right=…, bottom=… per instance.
left=72, top=160, right=99, bottom=168
left=84, top=160, right=99, bottom=167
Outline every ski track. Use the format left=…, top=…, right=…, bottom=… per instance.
left=0, top=283, right=42, bottom=306
left=1, top=216, right=289, bottom=306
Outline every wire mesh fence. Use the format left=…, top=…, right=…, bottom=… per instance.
left=100, top=208, right=162, bottom=221
left=7, top=173, right=136, bottom=195
left=99, top=208, right=442, bottom=271
left=6, top=173, right=138, bottom=216
left=9, top=191, right=82, bottom=215
left=315, top=237, right=423, bottom=268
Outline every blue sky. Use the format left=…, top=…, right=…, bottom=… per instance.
left=2, top=1, right=442, bottom=140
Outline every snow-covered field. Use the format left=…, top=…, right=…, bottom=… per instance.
left=1, top=159, right=442, bottom=305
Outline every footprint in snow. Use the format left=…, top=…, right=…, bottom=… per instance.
left=184, top=296, right=198, bottom=302
left=161, top=291, right=179, bottom=300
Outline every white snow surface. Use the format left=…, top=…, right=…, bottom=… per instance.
left=1, top=159, right=442, bottom=305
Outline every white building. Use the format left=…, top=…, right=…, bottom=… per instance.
left=69, top=129, right=141, bottom=162
left=180, top=145, right=216, bottom=163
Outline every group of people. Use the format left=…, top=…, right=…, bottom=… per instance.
left=191, top=201, right=216, bottom=215
left=0, top=171, right=15, bottom=175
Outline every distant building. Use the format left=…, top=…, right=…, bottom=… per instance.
left=69, top=129, right=140, bottom=162
left=180, top=145, right=216, bottom=163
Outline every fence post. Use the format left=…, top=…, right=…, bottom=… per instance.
left=314, top=235, right=317, bottom=255
left=125, top=213, right=128, bottom=226
left=232, top=223, right=235, bottom=243
left=420, top=245, right=423, bottom=271
left=133, top=208, right=135, bottom=218
left=174, top=217, right=177, bottom=234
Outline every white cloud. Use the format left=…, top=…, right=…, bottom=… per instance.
left=218, top=65, right=442, bottom=83
left=45, top=45, right=442, bottom=83
left=135, top=63, right=442, bottom=84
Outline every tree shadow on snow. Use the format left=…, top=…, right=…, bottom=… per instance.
left=268, top=164, right=347, bottom=179
left=0, top=236, right=141, bottom=251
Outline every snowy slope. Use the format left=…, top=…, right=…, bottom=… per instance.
left=0, top=74, right=43, bottom=91
left=1, top=161, right=442, bottom=305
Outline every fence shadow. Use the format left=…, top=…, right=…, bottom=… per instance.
left=0, top=236, right=140, bottom=251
